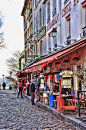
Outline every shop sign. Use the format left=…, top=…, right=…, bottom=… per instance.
left=47, top=14, right=59, bottom=32
left=62, top=1, right=71, bottom=17
left=51, top=67, right=57, bottom=72
left=34, top=27, right=46, bottom=41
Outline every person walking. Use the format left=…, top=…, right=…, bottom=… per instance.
left=17, top=80, right=23, bottom=98
left=26, top=79, right=30, bottom=96
left=2, top=82, right=6, bottom=90
left=35, top=78, right=40, bottom=102
left=30, top=80, right=35, bottom=105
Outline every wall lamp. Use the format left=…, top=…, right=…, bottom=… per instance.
left=51, top=28, right=57, bottom=38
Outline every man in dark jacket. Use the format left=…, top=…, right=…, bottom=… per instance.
left=30, top=80, right=35, bottom=105
left=2, top=82, right=6, bottom=90
left=35, top=78, right=40, bottom=102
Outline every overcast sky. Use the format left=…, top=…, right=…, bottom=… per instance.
left=0, top=0, right=24, bottom=78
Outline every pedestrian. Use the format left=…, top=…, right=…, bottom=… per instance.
left=26, top=79, right=30, bottom=96
left=35, top=78, right=40, bottom=102
left=30, top=80, right=35, bottom=105
left=2, top=82, right=6, bottom=90
left=17, top=80, right=23, bottom=98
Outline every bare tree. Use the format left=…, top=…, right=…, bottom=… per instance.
left=6, top=50, right=24, bottom=76
left=0, top=11, right=6, bottom=49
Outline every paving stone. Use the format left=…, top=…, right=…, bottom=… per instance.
left=0, top=90, right=82, bottom=130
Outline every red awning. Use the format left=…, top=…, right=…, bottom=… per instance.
left=26, top=39, right=86, bottom=72
left=82, top=0, right=86, bottom=7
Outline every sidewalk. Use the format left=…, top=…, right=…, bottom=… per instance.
left=24, top=94, right=86, bottom=130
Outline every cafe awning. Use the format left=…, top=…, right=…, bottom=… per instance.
left=26, top=38, right=86, bottom=72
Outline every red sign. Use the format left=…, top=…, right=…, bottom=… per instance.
left=62, top=1, right=71, bottom=17
left=74, top=0, right=79, bottom=6
left=47, top=14, right=59, bottom=32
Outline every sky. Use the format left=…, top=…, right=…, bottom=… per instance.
left=0, top=0, right=24, bottom=78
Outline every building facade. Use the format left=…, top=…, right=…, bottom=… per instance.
left=20, top=0, right=86, bottom=91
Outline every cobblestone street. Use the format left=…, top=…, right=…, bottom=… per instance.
left=0, top=90, right=81, bottom=130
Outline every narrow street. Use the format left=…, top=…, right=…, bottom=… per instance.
left=0, top=90, right=81, bottom=130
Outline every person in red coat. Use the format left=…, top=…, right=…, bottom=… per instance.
left=17, top=80, right=23, bottom=98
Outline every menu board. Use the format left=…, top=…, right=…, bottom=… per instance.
left=40, top=78, right=44, bottom=89
left=61, top=78, right=72, bottom=88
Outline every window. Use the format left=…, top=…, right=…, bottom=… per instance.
left=67, top=19, right=71, bottom=44
left=28, top=28, right=29, bottom=37
left=66, top=15, right=71, bottom=44
left=81, top=3, right=86, bottom=37
left=40, top=40, right=42, bottom=55
left=47, top=1, right=50, bottom=23
left=53, top=35, right=57, bottom=51
left=64, top=0, right=69, bottom=5
left=40, top=8, right=42, bottom=28
left=48, top=34, right=51, bottom=52
left=52, top=0, right=56, bottom=17
left=36, top=44, right=37, bottom=55
left=85, top=6, right=86, bottom=26
left=68, top=19, right=71, bottom=36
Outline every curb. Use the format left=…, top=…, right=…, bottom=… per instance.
left=24, top=94, right=86, bottom=130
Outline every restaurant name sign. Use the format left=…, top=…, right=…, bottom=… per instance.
left=47, top=14, right=59, bottom=32
left=34, top=27, right=46, bottom=41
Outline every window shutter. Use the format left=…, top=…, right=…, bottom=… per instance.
left=37, top=13, right=39, bottom=31
left=38, top=11, right=40, bottom=30
left=41, top=6, right=43, bottom=26
left=35, top=17, right=36, bottom=33
left=43, top=5, right=46, bottom=26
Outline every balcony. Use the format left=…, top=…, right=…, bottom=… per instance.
left=52, top=8, right=56, bottom=17
left=67, top=35, right=71, bottom=45
left=83, top=26, right=86, bottom=37
left=28, top=52, right=38, bottom=57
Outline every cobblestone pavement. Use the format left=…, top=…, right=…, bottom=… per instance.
left=0, top=90, right=81, bottom=130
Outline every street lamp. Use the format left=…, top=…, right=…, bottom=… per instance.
left=51, top=28, right=57, bottom=38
